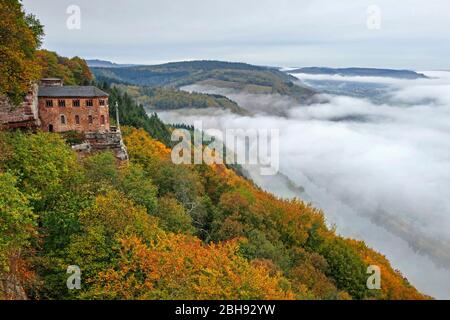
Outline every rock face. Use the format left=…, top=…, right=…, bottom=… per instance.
left=79, top=129, right=129, bottom=161
left=0, top=84, right=40, bottom=130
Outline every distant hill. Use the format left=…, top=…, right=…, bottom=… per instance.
left=86, top=59, right=137, bottom=68
left=289, top=67, right=428, bottom=79
left=92, top=60, right=317, bottom=104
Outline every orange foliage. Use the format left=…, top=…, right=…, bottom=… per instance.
left=88, top=235, right=294, bottom=300
left=123, top=127, right=171, bottom=161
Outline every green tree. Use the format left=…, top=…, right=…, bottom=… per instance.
left=1, top=132, right=79, bottom=211
left=320, top=238, right=368, bottom=299
left=83, top=152, right=118, bottom=190
left=117, top=163, right=158, bottom=214
left=98, top=83, right=172, bottom=146
left=156, top=196, right=194, bottom=234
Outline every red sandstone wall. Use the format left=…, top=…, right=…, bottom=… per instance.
left=0, top=85, right=40, bottom=130
left=38, top=97, right=110, bottom=133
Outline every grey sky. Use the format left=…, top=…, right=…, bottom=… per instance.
left=22, top=0, right=450, bottom=69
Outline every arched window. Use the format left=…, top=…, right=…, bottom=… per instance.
left=100, top=115, right=105, bottom=125
left=60, top=115, right=66, bottom=125
left=75, top=115, right=80, bottom=125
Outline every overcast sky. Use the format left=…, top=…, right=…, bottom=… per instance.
left=22, top=0, right=450, bottom=69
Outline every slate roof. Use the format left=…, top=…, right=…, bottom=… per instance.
left=38, top=86, right=109, bottom=98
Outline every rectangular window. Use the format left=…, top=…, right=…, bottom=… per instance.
left=60, top=115, right=66, bottom=124
left=58, top=99, right=66, bottom=107
left=99, top=99, right=106, bottom=106
left=100, top=115, right=105, bottom=125
left=88, top=115, right=93, bottom=124
left=46, top=100, right=53, bottom=107
left=86, top=99, right=93, bottom=107
left=75, top=115, right=80, bottom=125
left=73, top=99, right=80, bottom=107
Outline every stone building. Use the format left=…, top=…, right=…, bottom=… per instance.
left=1, top=78, right=128, bottom=160
left=38, top=78, right=110, bottom=133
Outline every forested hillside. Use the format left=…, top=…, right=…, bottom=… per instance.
left=92, top=60, right=316, bottom=103
left=0, top=128, right=427, bottom=299
left=109, top=84, right=246, bottom=114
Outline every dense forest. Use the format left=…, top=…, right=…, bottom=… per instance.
left=0, top=127, right=427, bottom=299
left=109, top=84, right=246, bottom=114
left=0, top=0, right=428, bottom=300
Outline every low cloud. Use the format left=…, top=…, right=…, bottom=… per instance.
left=182, top=84, right=300, bottom=116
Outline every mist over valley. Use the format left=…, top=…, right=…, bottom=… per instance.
left=155, top=69, right=450, bottom=298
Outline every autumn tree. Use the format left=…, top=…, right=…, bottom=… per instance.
left=35, top=50, right=93, bottom=85
left=40, top=190, right=162, bottom=299
left=0, top=0, right=44, bottom=105
left=0, top=172, right=36, bottom=299
left=84, top=236, right=294, bottom=300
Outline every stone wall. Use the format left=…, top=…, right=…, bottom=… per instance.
left=0, top=85, right=40, bottom=130
left=82, top=131, right=129, bottom=161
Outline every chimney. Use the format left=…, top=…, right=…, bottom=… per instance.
left=40, top=78, right=64, bottom=87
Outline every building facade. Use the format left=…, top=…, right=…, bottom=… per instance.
left=38, top=78, right=110, bottom=133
